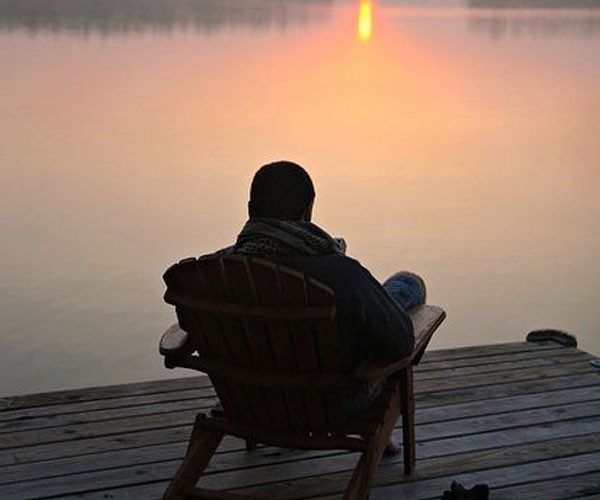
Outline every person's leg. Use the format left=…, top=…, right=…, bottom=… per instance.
left=346, top=381, right=385, bottom=415
left=382, top=271, right=426, bottom=310
left=379, top=271, right=426, bottom=454
left=346, top=381, right=401, bottom=456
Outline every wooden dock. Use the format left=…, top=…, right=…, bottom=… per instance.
left=1, top=340, right=599, bottom=500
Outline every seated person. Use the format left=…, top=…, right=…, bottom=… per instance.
left=214, top=161, right=426, bottom=427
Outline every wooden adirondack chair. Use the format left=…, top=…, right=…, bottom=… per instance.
left=160, top=255, right=445, bottom=500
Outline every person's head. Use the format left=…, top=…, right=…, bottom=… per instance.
left=248, top=161, right=315, bottom=221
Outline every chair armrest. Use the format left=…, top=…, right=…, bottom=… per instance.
left=409, top=305, right=446, bottom=365
left=159, top=323, right=194, bottom=360
left=353, top=358, right=412, bottom=390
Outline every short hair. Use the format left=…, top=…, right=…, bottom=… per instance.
left=249, top=161, right=315, bottom=220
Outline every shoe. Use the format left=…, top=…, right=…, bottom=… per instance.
left=441, top=480, right=489, bottom=500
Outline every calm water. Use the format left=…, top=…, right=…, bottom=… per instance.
left=1, top=0, right=599, bottom=397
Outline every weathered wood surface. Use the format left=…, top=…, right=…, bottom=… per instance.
left=1, top=341, right=599, bottom=499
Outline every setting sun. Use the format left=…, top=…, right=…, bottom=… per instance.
left=358, top=0, right=372, bottom=41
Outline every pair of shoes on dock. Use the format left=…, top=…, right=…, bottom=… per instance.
left=441, top=480, right=489, bottom=500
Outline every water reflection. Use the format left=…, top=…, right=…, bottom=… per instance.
left=358, top=0, right=373, bottom=41
left=0, top=0, right=333, bottom=35
left=1, top=0, right=599, bottom=397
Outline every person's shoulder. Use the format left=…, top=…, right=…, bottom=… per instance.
left=319, top=253, right=375, bottom=276
left=197, top=245, right=235, bottom=259
left=278, top=253, right=377, bottom=295
left=280, top=252, right=365, bottom=272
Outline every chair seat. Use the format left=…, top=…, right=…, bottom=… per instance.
left=208, top=383, right=394, bottom=449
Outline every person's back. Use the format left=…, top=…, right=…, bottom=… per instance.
left=278, top=253, right=413, bottom=373
left=212, top=161, right=426, bottom=417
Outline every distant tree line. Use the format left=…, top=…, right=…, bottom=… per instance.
left=0, top=0, right=334, bottom=35
left=468, top=0, right=600, bottom=7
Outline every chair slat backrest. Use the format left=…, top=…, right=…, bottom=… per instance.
left=163, top=255, right=346, bottom=435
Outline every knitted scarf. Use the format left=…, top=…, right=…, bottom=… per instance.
left=223, top=219, right=346, bottom=258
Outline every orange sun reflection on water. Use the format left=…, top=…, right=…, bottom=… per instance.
left=358, top=0, right=372, bottom=41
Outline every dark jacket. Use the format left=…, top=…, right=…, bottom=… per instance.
left=277, top=253, right=414, bottom=373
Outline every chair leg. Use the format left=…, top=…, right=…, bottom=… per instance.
left=163, top=415, right=225, bottom=500
left=344, top=453, right=368, bottom=500
left=185, top=413, right=208, bottom=456
left=343, top=388, right=401, bottom=500
left=400, top=367, right=416, bottom=476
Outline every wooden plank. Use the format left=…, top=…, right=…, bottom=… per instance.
left=7, top=414, right=599, bottom=499
left=0, top=376, right=210, bottom=412
left=417, top=359, right=593, bottom=393
left=3, top=368, right=597, bottom=466
left=400, top=435, right=600, bottom=485
left=202, top=318, right=251, bottom=424
left=477, top=471, right=600, bottom=500
left=416, top=351, right=594, bottom=380
left=0, top=397, right=214, bottom=434
left=252, top=261, right=307, bottom=433
left=9, top=422, right=600, bottom=499
left=280, top=269, right=329, bottom=435
left=190, top=258, right=252, bottom=425
left=1, top=379, right=595, bottom=475
left=0, top=447, right=344, bottom=498
left=306, top=278, right=343, bottom=431
left=0, top=343, right=570, bottom=413
left=0, top=455, right=179, bottom=498
left=417, top=372, right=600, bottom=407
left=225, top=260, right=285, bottom=431
left=419, top=341, right=564, bottom=363
left=220, top=315, right=273, bottom=428
left=414, top=416, right=600, bottom=461
left=1, top=342, right=598, bottom=500
left=416, top=400, right=600, bottom=441
left=416, top=384, right=600, bottom=423
left=3, top=383, right=599, bottom=483
left=0, top=408, right=200, bottom=449
left=236, top=436, right=600, bottom=499
left=4, top=401, right=598, bottom=495
left=0, top=441, right=184, bottom=485
left=225, top=258, right=289, bottom=433
left=0, top=425, right=191, bottom=467
left=416, top=347, right=589, bottom=373
left=0, top=441, right=336, bottom=487
left=369, top=452, right=600, bottom=500
left=2, top=368, right=598, bottom=463
left=51, top=481, right=167, bottom=500
left=314, top=468, right=600, bottom=500
left=234, top=421, right=597, bottom=496
left=3, top=362, right=596, bottom=434
left=0, top=385, right=215, bottom=424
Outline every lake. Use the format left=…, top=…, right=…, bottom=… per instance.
left=1, top=0, right=599, bottom=397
